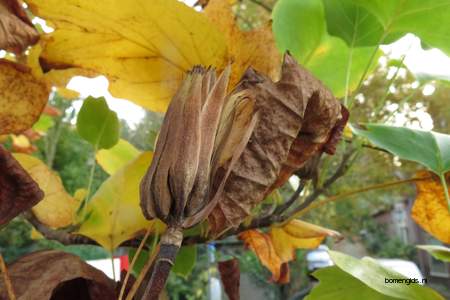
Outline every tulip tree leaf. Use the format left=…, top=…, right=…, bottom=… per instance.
left=417, top=245, right=450, bottom=263
left=76, top=96, right=119, bottom=150
left=352, top=124, right=450, bottom=175
left=353, top=0, right=450, bottom=56
left=307, top=266, right=399, bottom=300
left=322, top=0, right=386, bottom=47
left=272, top=0, right=380, bottom=98
left=309, top=251, right=445, bottom=300
left=96, top=139, right=140, bottom=175
left=352, top=124, right=450, bottom=209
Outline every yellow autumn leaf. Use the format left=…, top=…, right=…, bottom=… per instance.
left=13, top=154, right=78, bottom=228
left=78, top=151, right=165, bottom=251
left=96, top=139, right=140, bottom=175
left=0, top=59, right=49, bottom=134
left=26, top=0, right=280, bottom=112
left=26, top=0, right=227, bottom=112
left=270, top=219, right=341, bottom=262
left=411, top=171, right=450, bottom=244
left=239, top=230, right=283, bottom=282
left=11, top=135, right=31, bottom=148
left=205, top=0, right=281, bottom=85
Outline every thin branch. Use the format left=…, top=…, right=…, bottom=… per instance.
left=274, top=180, right=306, bottom=215
left=0, top=253, right=16, bottom=300
left=295, top=175, right=431, bottom=218
left=23, top=211, right=94, bottom=245
left=247, top=0, right=272, bottom=12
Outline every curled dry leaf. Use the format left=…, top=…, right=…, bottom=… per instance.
left=209, top=54, right=346, bottom=234
left=0, top=250, right=115, bottom=300
left=239, top=230, right=284, bottom=283
left=240, top=220, right=340, bottom=283
left=411, top=171, right=450, bottom=244
left=270, top=219, right=341, bottom=262
left=0, top=0, right=39, bottom=53
left=0, top=145, right=43, bottom=226
left=14, top=153, right=78, bottom=228
left=218, top=258, right=240, bottom=300
left=0, top=59, right=50, bottom=135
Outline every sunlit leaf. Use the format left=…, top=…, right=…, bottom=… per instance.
left=417, top=245, right=450, bottom=263
left=96, top=139, right=140, bottom=175
left=205, top=0, right=281, bottom=85
left=0, top=59, right=49, bottom=134
left=26, top=0, right=227, bottom=112
left=307, top=266, right=400, bottom=300
left=270, top=220, right=341, bottom=262
left=354, top=0, right=450, bottom=55
left=325, top=251, right=445, bottom=300
left=411, top=171, right=450, bottom=244
left=77, top=152, right=162, bottom=251
left=322, top=0, right=393, bottom=47
left=76, top=96, right=119, bottom=150
left=239, top=230, right=283, bottom=282
left=14, top=154, right=78, bottom=228
left=272, top=0, right=380, bottom=98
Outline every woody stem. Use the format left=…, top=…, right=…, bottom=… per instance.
left=141, top=226, right=183, bottom=300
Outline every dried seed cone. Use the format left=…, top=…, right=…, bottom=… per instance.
left=139, top=64, right=249, bottom=229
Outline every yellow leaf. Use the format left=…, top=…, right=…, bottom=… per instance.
left=78, top=151, right=164, bottom=251
left=96, top=139, right=140, bottom=175
left=270, top=220, right=341, bottom=262
left=205, top=0, right=281, bottom=86
left=0, top=59, right=49, bottom=134
left=73, top=188, right=87, bottom=203
left=11, top=135, right=31, bottom=148
left=239, top=230, right=283, bottom=282
left=411, top=171, right=450, bottom=244
left=13, top=154, right=78, bottom=228
left=27, top=0, right=228, bottom=112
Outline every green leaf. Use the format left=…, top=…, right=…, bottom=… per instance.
left=417, top=245, right=450, bottom=263
left=76, top=96, right=119, bottom=150
left=328, top=251, right=445, bottom=300
left=172, top=245, right=197, bottom=278
left=322, top=0, right=385, bottom=47
left=272, top=0, right=380, bottom=98
left=307, top=266, right=400, bottom=300
left=32, top=115, right=54, bottom=132
left=272, top=0, right=325, bottom=63
left=351, top=124, right=450, bottom=175
left=354, top=0, right=450, bottom=55
left=96, top=139, right=140, bottom=175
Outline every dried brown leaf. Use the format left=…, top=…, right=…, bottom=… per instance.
left=0, top=0, right=39, bottom=53
left=209, top=54, right=346, bottom=234
left=0, top=145, right=43, bottom=226
left=218, top=258, right=240, bottom=300
left=0, top=59, right=50, bottom=134
left=0, top=250, right=116, bottom=300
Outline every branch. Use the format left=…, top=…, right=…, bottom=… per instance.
left=295, top=175, right=431, bottom=218
left=273, top=180, right=306, bottom=215
left=247, top=0, right=272, bottom=12
left=23, top=211, right=95, bottom=245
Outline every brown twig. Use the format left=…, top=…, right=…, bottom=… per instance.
left=140, top=227, right=183, bottom=299
left=0, top=253, right=16, bottom=300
